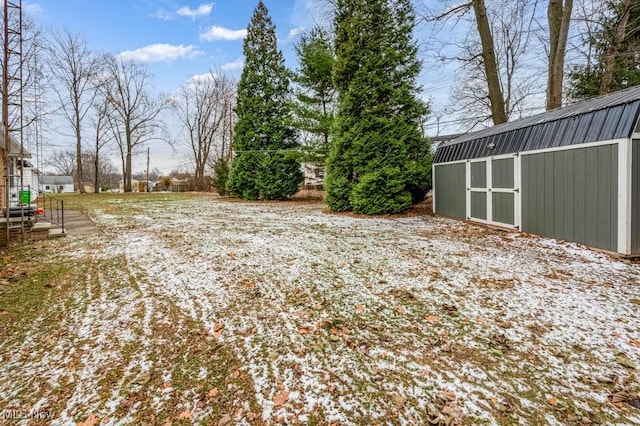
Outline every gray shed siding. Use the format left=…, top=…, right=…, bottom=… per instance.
left=434, top=163, right=466, bottom=219
left=471, top=192, right=487, bottom=220
left=492, top=158, right=514, bottom=188
left=470, top=162, right=486, bottom=188
left=633, top=140, right=640, bottom=254
left=521, top=144, right=618, bottom=252
left=492, top=193, right=515, bottom=225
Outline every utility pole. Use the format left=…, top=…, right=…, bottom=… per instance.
left=146, top=146, right=150, bottom=193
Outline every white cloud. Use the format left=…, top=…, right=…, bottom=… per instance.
left=152, top=9, right=173, bottom=21
left=288, top=26, right=305, bottom=40
left=188, top=73, right=217, bottom=84
left=221, top=58, right=244, bottom=71
left=177, top=3, right=214, bottom=19
left=118, top=44, right=203, bottom=63
left=200, top=26, right=247, bottom=41
left=24, top=2, right=43, bottom=14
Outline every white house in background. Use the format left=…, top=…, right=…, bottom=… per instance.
left=19, top=160, right=41, bottom=202
left=41, top=176, right=74, bottom=193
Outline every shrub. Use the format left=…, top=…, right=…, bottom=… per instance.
left=350, top=167, right=412, bottom=215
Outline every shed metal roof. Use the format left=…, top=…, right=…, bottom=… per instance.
left=434, top=85, right=640, bottom=163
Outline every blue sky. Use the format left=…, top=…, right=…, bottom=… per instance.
left=27, top=0, right=332, bottom=173
left=26, top=0, right=459, bottom=175
left=28, top=0, right=321, bottom=91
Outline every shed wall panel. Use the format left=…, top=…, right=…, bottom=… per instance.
left=470, top=162, right=487, bottom=188
left=434, top=163, right=466, bottom=219
left=522, top=144, right=618, bottom=252
left=492, top=158, right=514, bottom=188
left=492, top=193, right=514, bottom=225
left=471, top=192, right=487, bottom=220
left=633, top=140, right=640, bottom=254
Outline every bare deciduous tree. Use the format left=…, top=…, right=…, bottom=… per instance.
left=546, top=0, right=573, bottom=110
left=88, top=93, right=114, bottom=193
left=100, top=54, right=169, bottom=192
left=422, top=0, right=541, bottom=129
left=45, top=150, right=76, bottom=176
left=47, top=29, right=101, bottom=193
left=173, top=71, right=236, bottom=190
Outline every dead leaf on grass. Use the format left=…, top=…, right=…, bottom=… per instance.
left=548, top=396, right=558, bottom=407
left=177, top=410, right=192, bottom=420
left=77, top=414, right=100, bottom=426
left=273, top=390, right=290, bottom=406
left=616, top=355, right=637, bottom=369
left=396, top=306, right=406, bottom=315
left=211, top=322, right=224, bottom=337
left=355, top=305, right=365, bottom=313
left=208, top=387, right=219, bottom=398
left=475, top=316, right=485, bottom=325
left=629, top=339, right=640, bottom=348
left=231, top=369, right=240, bottom=379
left=391, top=393, right=406, bottom=408
left=244, top=280, right=254, bottom=288
left=299, top=325, right=313, bottom=334
left=425, top=315, right=440, bottom=324
left=218, top=414, right=233, bottom=426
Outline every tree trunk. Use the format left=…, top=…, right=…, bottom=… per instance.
left=75, top=117, right=86, bottom=194
left=472, top=0, right=507, bottom=125
left=94, top=154, right=100, bottom=194
left=600, top=0, right=632, bottom=95
left=547, top=0, right=573, bottom=110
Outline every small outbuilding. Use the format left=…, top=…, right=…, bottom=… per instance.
left=41, top=176, right=75, bottom=193
left=433, top=85, right=640, bottom=256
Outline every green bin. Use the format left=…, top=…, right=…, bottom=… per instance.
left=19, top=190, right=30, bottom=205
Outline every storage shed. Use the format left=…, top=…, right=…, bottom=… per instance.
left=433, top=85, right=640, bottom=256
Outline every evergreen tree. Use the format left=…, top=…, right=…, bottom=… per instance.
left=293, top=26, right=336, bottom=155
left=568, top=0, right=640, bottom=100
left=227, top=1, right=302, bottom=200
left=325, top=0, right=431, bottom=214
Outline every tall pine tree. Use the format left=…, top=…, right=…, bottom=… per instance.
left=227, top=1, right=302, bottom=200
left=325, top=0, right=431, bottom=214
left=293, top=26, right=336, bottom=153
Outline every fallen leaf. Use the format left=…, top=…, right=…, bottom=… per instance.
left=77, top=414, right=100, bottom=426
left=299, top=325, right=313, bottom=335
left=231, top=370, right=240, bottom=379
left=616, top=355, right=637, bottom=369
left=213, top=322, right=224, bottom=333
left=208, top=387, right=219, bottom=398
left=391, top=393, right=405, bottom=408
left=396, top=306, right=406, bottom=315
left=488, top=396, right=498, bottom=404
left=273, top=390, right=290, bottom=407
left=244, top=280, right=254, bottom=288
left=355, top=305, right=365, bottom=313
left=425, top=315, right=440, bottom=324
left=548, top=396, right=558, bottom=407
left=442, top=390, right=456, bottom=401
left=218, top=414, right=233, bottom=426
left=630, top=339, right=640, bottom=348
left=178, top=410, right=192, bottom=420
left=475, top=316, right=485, bottom=325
